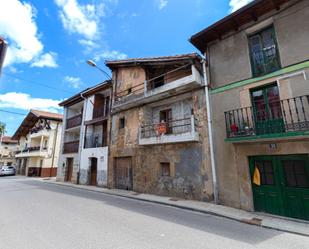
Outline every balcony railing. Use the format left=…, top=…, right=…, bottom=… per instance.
left=15, top=146, right=47, bottom=156
left=84, top=133, right=106, bottom=148
left=63, top=141, right=79, bottom=154
left=113, top=64, right=202, bottom=111
left=225, top=95, right=309, bottom=139
left=92, top=108, right=109, bottom=119
left=66, top=114, right=82, bottom=129
left=139, top=115, right=199, bottom=145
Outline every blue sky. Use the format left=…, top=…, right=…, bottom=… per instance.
left=0, top=0, right=252, bottom=135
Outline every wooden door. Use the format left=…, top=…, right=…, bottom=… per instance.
left=250, top=156, right=284, bottom=216
left=90, top=158, right=97, bottom=186
left=114, top=157, right=132, bottom=190
left=65, top=158, right=73, bottom=182
left=250, top=155, right=309, bottom=220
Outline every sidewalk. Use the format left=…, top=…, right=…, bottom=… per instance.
left=40, top=178, right=309, bottom=237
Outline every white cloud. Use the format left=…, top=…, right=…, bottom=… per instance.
left=54, top=0, right=99, bottom=40
left=55, top=0, right=127, bottom=62
left=158, top=0, right=168, bottom=10
left=0, top=92, right=62, bottom=113
left=94, top=50, right=128, bottom=61
left=0, top=0, right=57, bottom=68
left=64, top=76, right=83, bottom=89
left=31, top=52, right=58, bottom=68
left=229, top=0, right=253, bottom=12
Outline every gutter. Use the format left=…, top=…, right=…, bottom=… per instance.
left=202, top=52, right=218, bottom=204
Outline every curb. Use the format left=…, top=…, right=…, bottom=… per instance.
left=41, top=180, right=309, bottom=237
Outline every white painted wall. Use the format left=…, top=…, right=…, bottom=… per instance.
left=80, top=146, right=108, bottom=185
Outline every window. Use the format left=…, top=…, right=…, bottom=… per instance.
left=119, top=117, right=125, bottom=129
left=255, top=160, right=275, bottom=185
left=282, top=160, right=309, bottom=188
left=160, top=162, right=170, bottom=177
left=248, top=26, right=281, bottom=77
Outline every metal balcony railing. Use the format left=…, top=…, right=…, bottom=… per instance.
left=84, top=133, right=106, bottom=148
left=66, top=114, right=82, bottom=129
left=225, top=95, right=309, bottom=139
left=63, top=141, right=79, bottom=154
left=140, top=116, right=198, bottom=139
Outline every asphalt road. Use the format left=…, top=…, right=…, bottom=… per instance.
left=0, top=176, right=308, bottom=249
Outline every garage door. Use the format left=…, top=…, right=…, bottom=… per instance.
left=250, top=155, right=309, bottom=220
left=114, top=157, right=133, bottom=190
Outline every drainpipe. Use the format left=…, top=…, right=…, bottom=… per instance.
left=202, top=52, right=218, bottom=204
left=50, top=122, right=60, bottom=177
left=78, top=93, right=88, bottom=184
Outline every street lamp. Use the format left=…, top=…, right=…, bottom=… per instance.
left=86, top=59, right=112, bottom=80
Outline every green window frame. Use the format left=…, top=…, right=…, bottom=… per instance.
left=248, top=25, right=281, bottom=77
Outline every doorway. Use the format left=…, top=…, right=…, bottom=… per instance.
left=114, top=157, right=133, bottom=190
left=65, top=158, right=73, bottom=182
left=250, top=155, right=309, bottom=220
left=251, top=84, right=284, bottom=135
left=90, top=158, right=97, bottom=186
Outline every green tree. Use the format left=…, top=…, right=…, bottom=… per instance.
left=0, top=122, right=6, bottom=137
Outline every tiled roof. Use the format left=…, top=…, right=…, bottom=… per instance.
left=31, top=109, right=63, bottom=120
left=12, top=109, right=63, bottom=140
left=105, top=53, right=201, bottom=68
left=1, top=136, right=18, bottom=144
left=190, top=0, right=290, bottom=52
left=59, top=80, right=111, bottom=107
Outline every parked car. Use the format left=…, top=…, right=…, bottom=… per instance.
left=0, top=166, right=16, bottom=176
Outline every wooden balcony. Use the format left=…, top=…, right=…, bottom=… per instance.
left=63, top=141, right=79, bottom=154
left=66, top=114, right=82, bottom=129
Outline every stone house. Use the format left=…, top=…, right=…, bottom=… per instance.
left=57, top=81, right=112, bottom=187
left=190, top=0, right=309, bottom=220
left=13, top=110, right=63, bottom=177
left=0, top=136, right=18, bottom=167
left=106, top=53, right=214, bottom=201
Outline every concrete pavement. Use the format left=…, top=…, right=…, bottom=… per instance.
left=1, top=176, right=309, bottom=249
left=40, top=177, right=309, bottom=237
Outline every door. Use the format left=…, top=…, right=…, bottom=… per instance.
left=65, top=158, right=73, bottom=182
left=251, top=84, right=284, bottom=135
left=21, top=158, right=27, bottom=175
left=114, top=157, right=133, bottom=190
left=250, top=155, right=309, bottom=220
left=280, top=155, right=309, bottom=220
left=159, top=109, right=172, bottom=134
left=90, top=158, right=97, bottom=186
left=38, top=160, right=43, bottom=177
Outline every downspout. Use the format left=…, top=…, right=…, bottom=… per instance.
left=202, top=52, right=218, bottom=204
left=78, top=93, right=88, bottom=184
left=50, top=121, right=60, bottom=177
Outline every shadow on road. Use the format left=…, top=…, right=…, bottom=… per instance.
left=20, top=179, right=284, bottom=245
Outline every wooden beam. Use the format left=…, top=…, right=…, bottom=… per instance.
left=230, top=18, right=239, bottom=31
left=250, top=10, right=258, bottom=22
left=271, top=0, right=280, bottom=11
